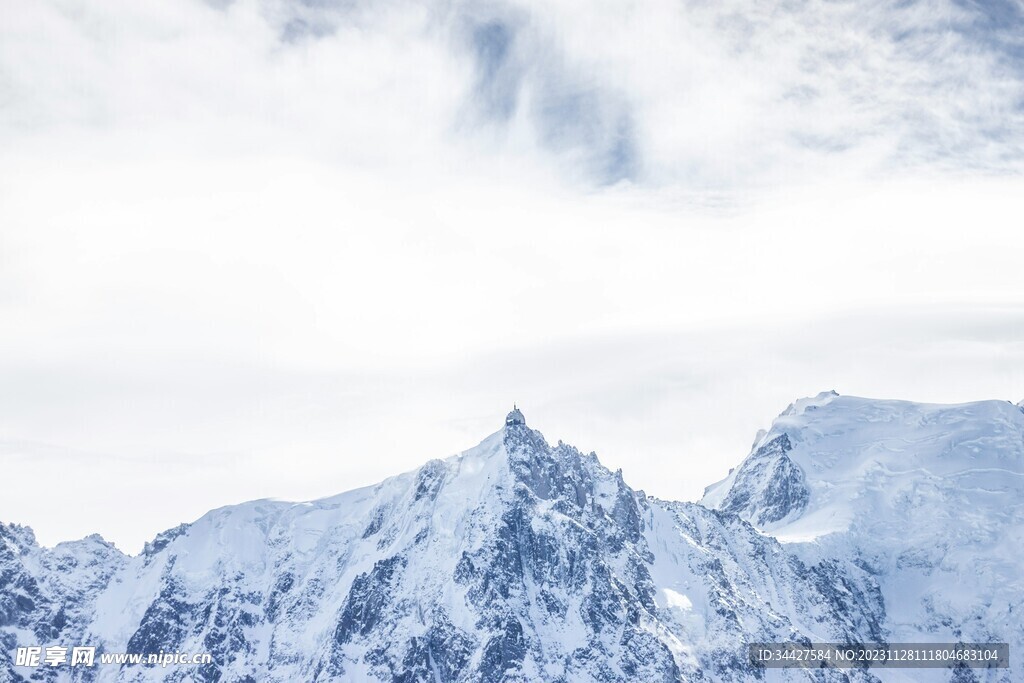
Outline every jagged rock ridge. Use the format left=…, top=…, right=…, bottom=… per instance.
left=3, top=398, right=1021, bottom=682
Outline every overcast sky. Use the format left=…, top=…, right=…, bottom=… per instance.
left=2, top=0, right=1023, bottom=553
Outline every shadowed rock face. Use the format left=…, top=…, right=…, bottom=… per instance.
left=451, top=423, right=683, bottom=682
left=14, top=397, right=1022, bottom=682
left=718, top=434, right=810, bottom=525
left=0, top=524, right=127, bottom=680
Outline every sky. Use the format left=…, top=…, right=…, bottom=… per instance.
left=1, top=0, right=1023, bottom=553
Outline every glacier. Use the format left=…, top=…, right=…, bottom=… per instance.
left=703, top=392, right=1024, bottom=683
left=2, top=395, right=1021, bottom=682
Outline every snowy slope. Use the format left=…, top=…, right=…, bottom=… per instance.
left=2, top=399, right=1020, bottom=682
left=3, top=410, right=888, bottom=683
left=703, top=391, right=1024, bottom=682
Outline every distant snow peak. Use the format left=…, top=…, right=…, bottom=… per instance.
left=703, top=393, right=1024, bottom=675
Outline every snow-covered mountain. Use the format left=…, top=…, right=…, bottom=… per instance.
left=3, top=397, right=1021, bottom=682
left=703, top=391, right=1024, bottom=682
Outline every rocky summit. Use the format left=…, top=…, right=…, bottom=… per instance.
left=3, top=396, right=1022, bottom=682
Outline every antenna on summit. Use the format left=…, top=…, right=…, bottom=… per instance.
left=505, top=405, right=525, bottom=426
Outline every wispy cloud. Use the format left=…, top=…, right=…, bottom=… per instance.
left=3, top=0, right=1022, bottom=188
left=1, top=0, right=1023, bottom=551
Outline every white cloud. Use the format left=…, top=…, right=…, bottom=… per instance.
left=4, top=0, right=1022, bottom=184
left=0, top=0, right=1022, bottom=551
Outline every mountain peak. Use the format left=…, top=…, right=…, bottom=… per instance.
left=705, top=394, right=1024, bottom=536
left=4, top=397, right=1022, bottom=680
left=701, top=393, right=1024, bottom=664
left=504, top=405, right=526, bottom=427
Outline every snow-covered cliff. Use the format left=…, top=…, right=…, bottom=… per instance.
left=4, top=398, right=1020, bottom=682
